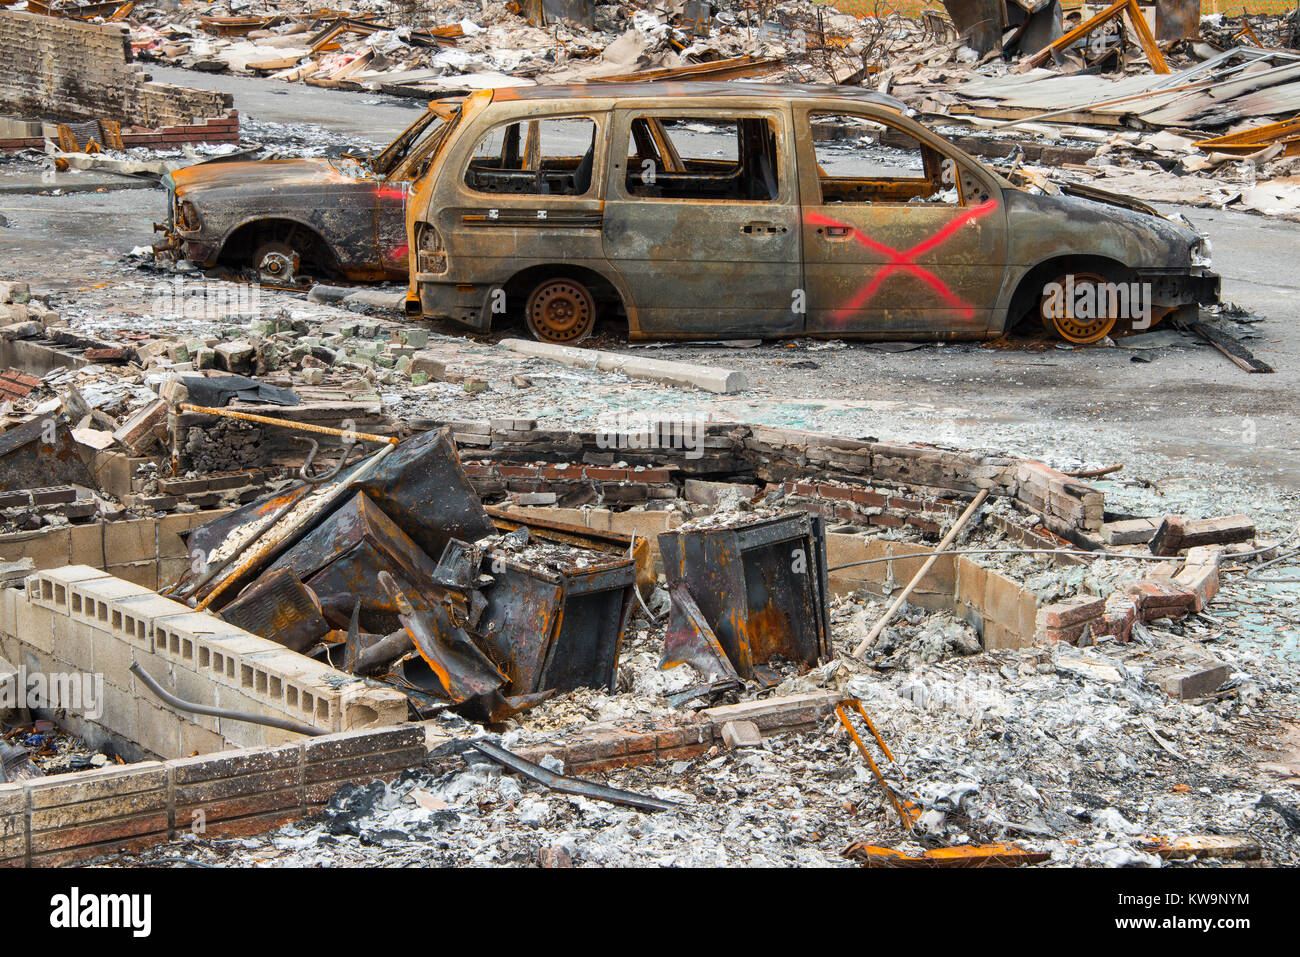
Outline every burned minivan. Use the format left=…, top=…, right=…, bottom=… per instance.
left=404, top=83, right=1219, bottom=344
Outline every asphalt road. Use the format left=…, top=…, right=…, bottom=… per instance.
left=1, top=71, right=1297, bottom=501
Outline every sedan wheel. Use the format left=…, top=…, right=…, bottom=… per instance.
left=1039, top=271, right=1119, bottom=344
left=253, top=241, right=301, bottom=285
left=525, top=278, right=596, bottom=344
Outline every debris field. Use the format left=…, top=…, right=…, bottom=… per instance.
left=0, top=0, right=1298, bottom=871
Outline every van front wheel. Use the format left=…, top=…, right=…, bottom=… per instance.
left=525, top=278, right=596, bottom=344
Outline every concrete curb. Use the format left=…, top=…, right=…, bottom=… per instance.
left=498, top=338, right=749, bottom=394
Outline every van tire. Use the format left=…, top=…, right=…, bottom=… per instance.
left=525, top=278, right=597, bottom=344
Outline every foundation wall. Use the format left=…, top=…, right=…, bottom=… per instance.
left=826, top=531, right=1039, bottom=649
left=0, top=569, right=408, bottom=762
left=0, top=724, right=426, bottom=867
left=0, top=509, right=229, bottom=588
left=0, top=10, right=233, bottom=128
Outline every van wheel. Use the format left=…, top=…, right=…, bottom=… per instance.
left=1039, top=271, right=1118, bottom=344
left=525, top=278, right=596, bottom=344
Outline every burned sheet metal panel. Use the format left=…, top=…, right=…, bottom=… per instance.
left=344, top=426, right=496, bottom=564
left=218, top=568, right=329, bottom=653
left=940, top=0, right=1005, bottom=54
left=380, top=569, right=506, bottom=704
left=172, top=482, right=315, bottom=595
left=477, top=552, right=635, bottom=696
left=0, top=416, right=94, bottom=493
left=658, top=513, right=832, bottom=680
left=265, top=491, right=442, bottom=634
left=1157, top=0, right=1199, bottom=42
left=661, top=581, right=741, bottom=683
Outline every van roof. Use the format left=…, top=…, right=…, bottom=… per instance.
left=487, top=81, right=907, bottom=112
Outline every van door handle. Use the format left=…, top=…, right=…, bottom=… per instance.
left=822, top=225, right=853, bottom=239
left=742, top=221, right=785, bottom=235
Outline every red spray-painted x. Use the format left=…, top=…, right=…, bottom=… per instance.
left=805, top=199, right=998, bottom=322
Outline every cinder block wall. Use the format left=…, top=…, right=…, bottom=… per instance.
left=0, top=568, right=408, bottom=762
left=0, top=509, right=230, bottom=589
left=825, top=531, right=1038, bottom=649
left=0, top=11, right=232, bottom=126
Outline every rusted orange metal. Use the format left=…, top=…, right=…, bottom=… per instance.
left=1194, top=115, right=1300, bottom=158
left=835, top=699, right=921, bottom=831
left=844, top=842, right=1051, bottom=867
left=179, top=404, right=399, bottom=446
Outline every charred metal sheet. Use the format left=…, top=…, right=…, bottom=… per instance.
left=265, top=491, right=442, bottom=634
left=180, top=374, right=299, bottom=407
left=470, top=739, right=681, bottom=813
left=658, top=513, right=831, bottom=680
left=661, top=582, right=741, bottom=684
left=380, top=570, right=506, bottom=704
left=1156, top=0, right=1199, bottom=42
left=345, top=426, right=496, bottom=564
left=541, top=0, right=594, bottom=28
left=0, top=416, right=94, bottom=493
left=219, top=568, right=328, bottom=653
left=477, top=551, right=635, bottom=696
left=940, top=0, right=1005, bottom=54
left=170, top=482, right=314, bottom=596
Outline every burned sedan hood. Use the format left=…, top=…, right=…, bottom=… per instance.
left=1004, top=185, right=1199, bottom=269
left=166, top=158, right=367, bottom=198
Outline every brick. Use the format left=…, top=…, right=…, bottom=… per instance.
left=1096, top=593, right=1139, bottom=642
left=1122, top=579, right=1197, bottom=621
left=1036, top=596, right=1105, bottom=629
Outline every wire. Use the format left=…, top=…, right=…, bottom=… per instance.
left=827, top=546, right=1174, bottom=572
left=828, top=519, right=1300, bottom=576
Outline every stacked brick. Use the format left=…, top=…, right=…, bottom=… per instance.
left=1035, top=545, right=1227, bottom=645
left=0, top=726, right=425, bottom=866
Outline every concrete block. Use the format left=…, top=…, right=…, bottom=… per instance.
left=720, top=719, right=762, bottom=748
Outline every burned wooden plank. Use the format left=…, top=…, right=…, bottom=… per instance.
left=1184, top=321, right=1274, bottom=373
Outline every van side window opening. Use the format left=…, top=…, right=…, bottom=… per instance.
left=626, top=116, right=780, bottom=201
left=464, top=116, right=597, bottom=196
left=808, top=112, right=961, bottom=206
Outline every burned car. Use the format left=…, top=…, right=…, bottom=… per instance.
left=154, top=101, right=459, bottom=284
left=404, top=83, right=1218, bottom=344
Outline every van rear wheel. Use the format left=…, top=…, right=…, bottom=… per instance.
left=525, top=278, right=596, bottom=344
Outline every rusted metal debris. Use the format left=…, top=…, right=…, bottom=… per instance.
left=844, top=842, right=1051, bottom=867
left=470, top=739, right=681, bottom=813
left=177, top=425, right=634, bottom=722
left=658, top=512, right=831, bottom=683
left=218, top=568, right=329, bottom=654
left=0, top=415, right=95, bottom=493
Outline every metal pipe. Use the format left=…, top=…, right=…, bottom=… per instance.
left=129, top=661, right=326, bottom=737
left=180, top=403, right=399, bottom=446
